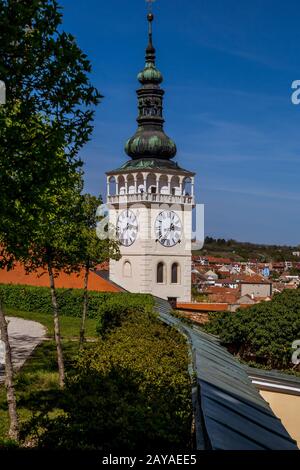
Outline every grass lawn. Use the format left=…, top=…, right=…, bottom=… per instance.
left=5, top=308, right=98, bottom=340
left=0, top=308, right=98, bottom=445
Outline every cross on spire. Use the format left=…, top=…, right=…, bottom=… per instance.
left=146, top=0, right=156, bottom=13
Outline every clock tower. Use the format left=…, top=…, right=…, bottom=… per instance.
left=106, top=12, right=195, bottom=303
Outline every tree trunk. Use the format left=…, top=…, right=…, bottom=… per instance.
left=47, top=257, right=65, bottom=388
left=80, top=261, right=90, bottom=348
left=0, top=301, right=19, bottom=442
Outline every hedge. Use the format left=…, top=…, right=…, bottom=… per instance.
left=96, top=295, right=154, bottom=336
left=0, top=284, right=154, bottom=319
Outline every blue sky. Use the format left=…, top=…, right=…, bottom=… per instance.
left=59, top=0, right=300, bottom=245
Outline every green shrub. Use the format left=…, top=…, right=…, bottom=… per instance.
left=22, top=310, right=192, bottom=451
left=0, top=284, right=153, bottom=320
left=96, top=294, right=154, bottom=336
left=204, top=289, right=300, bottom=369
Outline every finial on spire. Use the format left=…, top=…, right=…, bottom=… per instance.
left=145, top=1, right=156, bottom=64
left=146, top=0, right=156, bottom=13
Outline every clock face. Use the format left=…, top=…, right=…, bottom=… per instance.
left=116, top=209, right=138, bottom=247
left=155, top=211, right=182, bottom=247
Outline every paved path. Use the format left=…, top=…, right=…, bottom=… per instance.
left=0, top=317, right=46, bottom=383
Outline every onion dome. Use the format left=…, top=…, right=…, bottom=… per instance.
left=137, top=63, right=163, bottom=85
left=125, top=13, right=177, bottom=160
left=125, top=130, right=176, bottom=159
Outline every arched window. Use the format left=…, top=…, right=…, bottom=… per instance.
left=171, top=263, right=179, bottom=284
left=157, top=262, right=164, bottom=284
left=127, top=175, right=135, bottom=194
left=183, top=177, right=192, bottom=196
left=137, top=173, right=144, bottom=193
left=118, top=175, right=126, bottom=195
left=123, top=261, right=132, bottom=278
left=159, top=175, right=168, bottom=194
left=170, top=175, right=180, bottom=196
left=108, top=176, right=116, bottom=196
left=147, top=173, right=156, bottom=193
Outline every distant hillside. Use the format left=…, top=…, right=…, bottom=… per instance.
left=194, top=237, right=300, bottom=262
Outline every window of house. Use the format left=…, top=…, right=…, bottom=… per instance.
left=157, top=262, right=164, bottom=283
left=171, top=263, right=179, bottom=284
left=123, top=261, right=132, bottom=278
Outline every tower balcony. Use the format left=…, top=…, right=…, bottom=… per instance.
left=107, top=192, right=195, bottom=205
left=106, top=171, right=195, bottom=206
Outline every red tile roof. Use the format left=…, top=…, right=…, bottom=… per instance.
left=0, top=262, right=121, bottom=292
left=216, top=274, right=270, bottom=284
left=177, top=302, right=229, bottom=312
left=203, top=286, right=240, bottom=304
left=204, top=256, right=233, bottom=264
left=96, top=261, right=109, bottom=271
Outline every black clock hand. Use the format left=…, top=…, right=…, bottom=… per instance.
left=160, top=226, right=171, bottom=239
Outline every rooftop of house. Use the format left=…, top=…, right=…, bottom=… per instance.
left=158, top=298, right=299, bottom=449
left=189, top=328, right=299, bottom=450
left=0, top=262, right=121, bottom=293
left=195, top=256, right=233, bottom=264
left=202, top=286, right=240, bottom=304
left=244, top=366, right=300, bottom=397
left=216, top=274, right=271, bottom=285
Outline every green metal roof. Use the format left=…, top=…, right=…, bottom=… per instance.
left=106, top=158, right=195, bottom=175
left=155, top=298, right=299, bottom=450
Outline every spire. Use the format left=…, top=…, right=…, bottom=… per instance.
left=146, top=13, right=155, bottom=65
left=137, top=13, right=163, bottom=86
left=125, top=11, right=177, bottom=161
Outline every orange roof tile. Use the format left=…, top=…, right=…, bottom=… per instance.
left=96, top=261, right=109, bottom=271
left=177, top=302, right=229, bottom=312
left=0, top=262, right=121, bottom=292
left=205, top=256, right=233, bottom=264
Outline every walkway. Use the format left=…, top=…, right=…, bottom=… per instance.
left=0, top=317, right=46, bottom=383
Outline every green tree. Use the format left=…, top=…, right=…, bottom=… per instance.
left=0, top=0, right=100, bottom=263
left=0, top=302, right=19, bottom=442
left=204, top=289, right=300, bottom=370
left=0, top=0, right=100, bottom=388
left=77, top=194, right=120, bottom=346
left=19, top=174, right=84, bottom=387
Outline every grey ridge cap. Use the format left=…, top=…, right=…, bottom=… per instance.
left=244, top=365, right=300, bottom=397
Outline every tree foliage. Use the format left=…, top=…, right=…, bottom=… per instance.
left=0, top=0, right=101, bottom=388
left=74, top=194, right=120, bottom=344
left=96, top=294, right=154, bottom=336
left=204, top=289, right=300, bottom=369
left=200, top=236, right=300, bottom=262
left=77, top=194, right=120, bottom=269
left=0, top=0, right=100, bottom=263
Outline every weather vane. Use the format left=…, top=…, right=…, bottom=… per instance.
left=146, top=0, right=156, bottom=13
